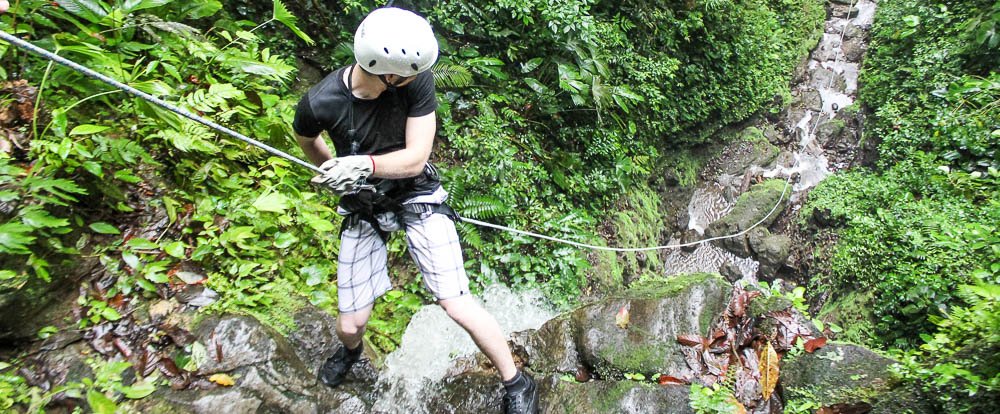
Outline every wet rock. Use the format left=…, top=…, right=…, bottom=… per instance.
left=869, top=384, right=939, bottom=414
left=841, top=36, right=866, bottom=61
left=679, top=229, right=701, bottom=253
left=571, top=274, right=732, bottom=378
left=720, top=261, right=744, bottom=284
left=791, top=57, right=811, bottom=85
left=843, top=24, right=863, bottom=41
left=286, top=305, right=342, bottom=374
left=810, top=67, right=846, bottom=91
left=515, top=315, right=580, bottom=373
left=539, top=375, right=694, bottom=414
left=815, top=118, right=847, bottom=147
left=829, top=0, right=855, bottom=5
left=832, top=4, right=860, bottom=19
left=0, top=258, right=99, bottom=341
left=748, top=229, right=791, bottom=278
left=426, top=371, right=504, bottom=413
left=123, top=312, right=376, bottom=413
left=761, top=123, right=790, bottom=146
left=792, top=89, right=822, bottom=113
left=702, top=128, right=780, bottom=179
left=782, top=343, right=898, bottom=408
left=706, top=180, right=789, bottom=259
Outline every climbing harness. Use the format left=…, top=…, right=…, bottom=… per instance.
left=0, top=30, right=792, bottom=252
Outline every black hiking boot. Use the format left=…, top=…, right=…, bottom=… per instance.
left=502, top=371, right=538, bottom=414
left=319, top=345, right=362, bottom=388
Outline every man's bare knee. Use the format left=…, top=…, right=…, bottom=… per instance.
left=337, top=314, right=369, bottom=337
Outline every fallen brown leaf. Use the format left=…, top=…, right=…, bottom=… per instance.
left=804, top=337, right=828, bottom=353
left=759, top=342, right=779, bottom=401
left=615, top=303, right=630, bottom=330
left=677, top=334, right=703, bottom=347
left=657, top=375, right=687, bottom=385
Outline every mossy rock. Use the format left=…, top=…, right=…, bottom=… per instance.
left=572, top=273, right=732, bottom=378
left=707, top=179, right=790, bottom=257
left=782, top=343, right=898, bottom=407
left=539, top=375, right=693, bottom=414
left=817, top=290, right=878, bottom=346
left=591, top=186, right=665, bottom=290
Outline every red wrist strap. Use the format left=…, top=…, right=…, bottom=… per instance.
left=369, top=155, right=375, bottom=174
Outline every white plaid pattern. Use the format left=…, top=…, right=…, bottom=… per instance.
left=336, top=211, right=470, bottom=313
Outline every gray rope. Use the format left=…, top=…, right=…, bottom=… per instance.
left=0, top=30, right=792, bottom=252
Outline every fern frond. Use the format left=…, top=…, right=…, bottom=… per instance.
left=456, top=222, right=483, bottom=250
left=459, top=195, right=510, bottom=219
left=433, top=63, right=473, bottom=88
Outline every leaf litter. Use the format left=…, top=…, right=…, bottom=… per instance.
left=673, top=284, right=828, bottom=411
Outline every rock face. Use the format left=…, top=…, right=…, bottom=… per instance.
left=539, top=376, right=693, bottom=414
left=782, top=343, right=898, bottom=409
left=571, top=274, right=732, bottom=378
left=706, top=180, right=790, bottom=267
left=124, top=307, right=377, bottom=414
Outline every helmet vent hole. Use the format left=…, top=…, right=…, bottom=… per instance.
left=368, top=60, right=377, bottom=68
left=383, top=47, right=389, bottom=54
left=411, top=63, right=419, bottom=71
left=401, top=49, right=407, bottom=55
left=416, top=52, right=420, bottom=56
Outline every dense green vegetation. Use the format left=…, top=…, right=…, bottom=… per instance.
left=803, top=0, right=999, bottom=410
left=0, top=0, right=847, bottom=411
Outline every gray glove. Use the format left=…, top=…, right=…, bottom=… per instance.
left=311, top=155, right=375, bottom=195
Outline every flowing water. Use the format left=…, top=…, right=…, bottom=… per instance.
left=665, top=0, right=874, bottom=281
left=372, top=284, right=556, bottom=413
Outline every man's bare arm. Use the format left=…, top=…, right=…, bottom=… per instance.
left=296, top=134, right=335, bottom=166
left=370, top=112, right=436, bottom=179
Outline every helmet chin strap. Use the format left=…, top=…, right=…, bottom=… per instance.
left=377, top=74, right=403, bottom=92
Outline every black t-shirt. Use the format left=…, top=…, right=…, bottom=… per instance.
left=293, top=66, right=442, bottom=208
left=293, top=66, right=438, bottom=156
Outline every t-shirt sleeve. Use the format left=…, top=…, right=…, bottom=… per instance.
left=406, top=71, right=438, bottom=117
left=292, top=93, right=325, bottom=138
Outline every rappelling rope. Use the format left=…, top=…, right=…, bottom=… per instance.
left=0, top=30, right=792, bottom=252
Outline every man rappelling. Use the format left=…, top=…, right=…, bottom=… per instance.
left=292, top=7, right=539, bottom=414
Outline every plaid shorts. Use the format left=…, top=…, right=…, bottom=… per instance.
left=336, top=210, right=470, bottom=313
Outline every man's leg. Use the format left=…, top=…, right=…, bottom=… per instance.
left=336, top=304, right=374, bottom=350
left=438, top=295, right=517, bottom=380
left=405, top=212, right=538, bottom=413
left=322, top=220, right=391, bottom=388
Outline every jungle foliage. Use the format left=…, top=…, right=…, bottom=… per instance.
left=803, top=0, right=1000, bottom=410
left=0, top=0, right=826, bottom=409
left=1, top=0, right=825, bottom=346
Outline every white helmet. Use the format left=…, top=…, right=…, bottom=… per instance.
left=353, top=7, right=439, bottom=77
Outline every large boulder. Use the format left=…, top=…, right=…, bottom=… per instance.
left=571, top=274, right=732, bottom=378
left=747, top=228, right=791, bottom=278
left=707, top=179, right=790, bottom=258
left=539, top=376, right=693, bottom=414
left=782, top=343, right=898, bottom=409
left=124, top=311, right=376, bottom=414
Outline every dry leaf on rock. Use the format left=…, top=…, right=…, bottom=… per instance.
left=759, top=342, right=779, bottom=401
left=804, top=337, right=828, bottom=353
left=209, top=373, right=235, bottom=387
left=658, top=374, right=688, bottom=385
left=615, top=303, right=630, bottom=329
left=677, top=334, right=703, bottom=347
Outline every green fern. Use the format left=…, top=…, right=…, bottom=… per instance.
left=433, top=63, right=473, bottom=88
left=456, top=222, right=484, bottom=250
left=458, top=195, right=510, bottom=219
left=272, top=0, right=315, bottom=45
